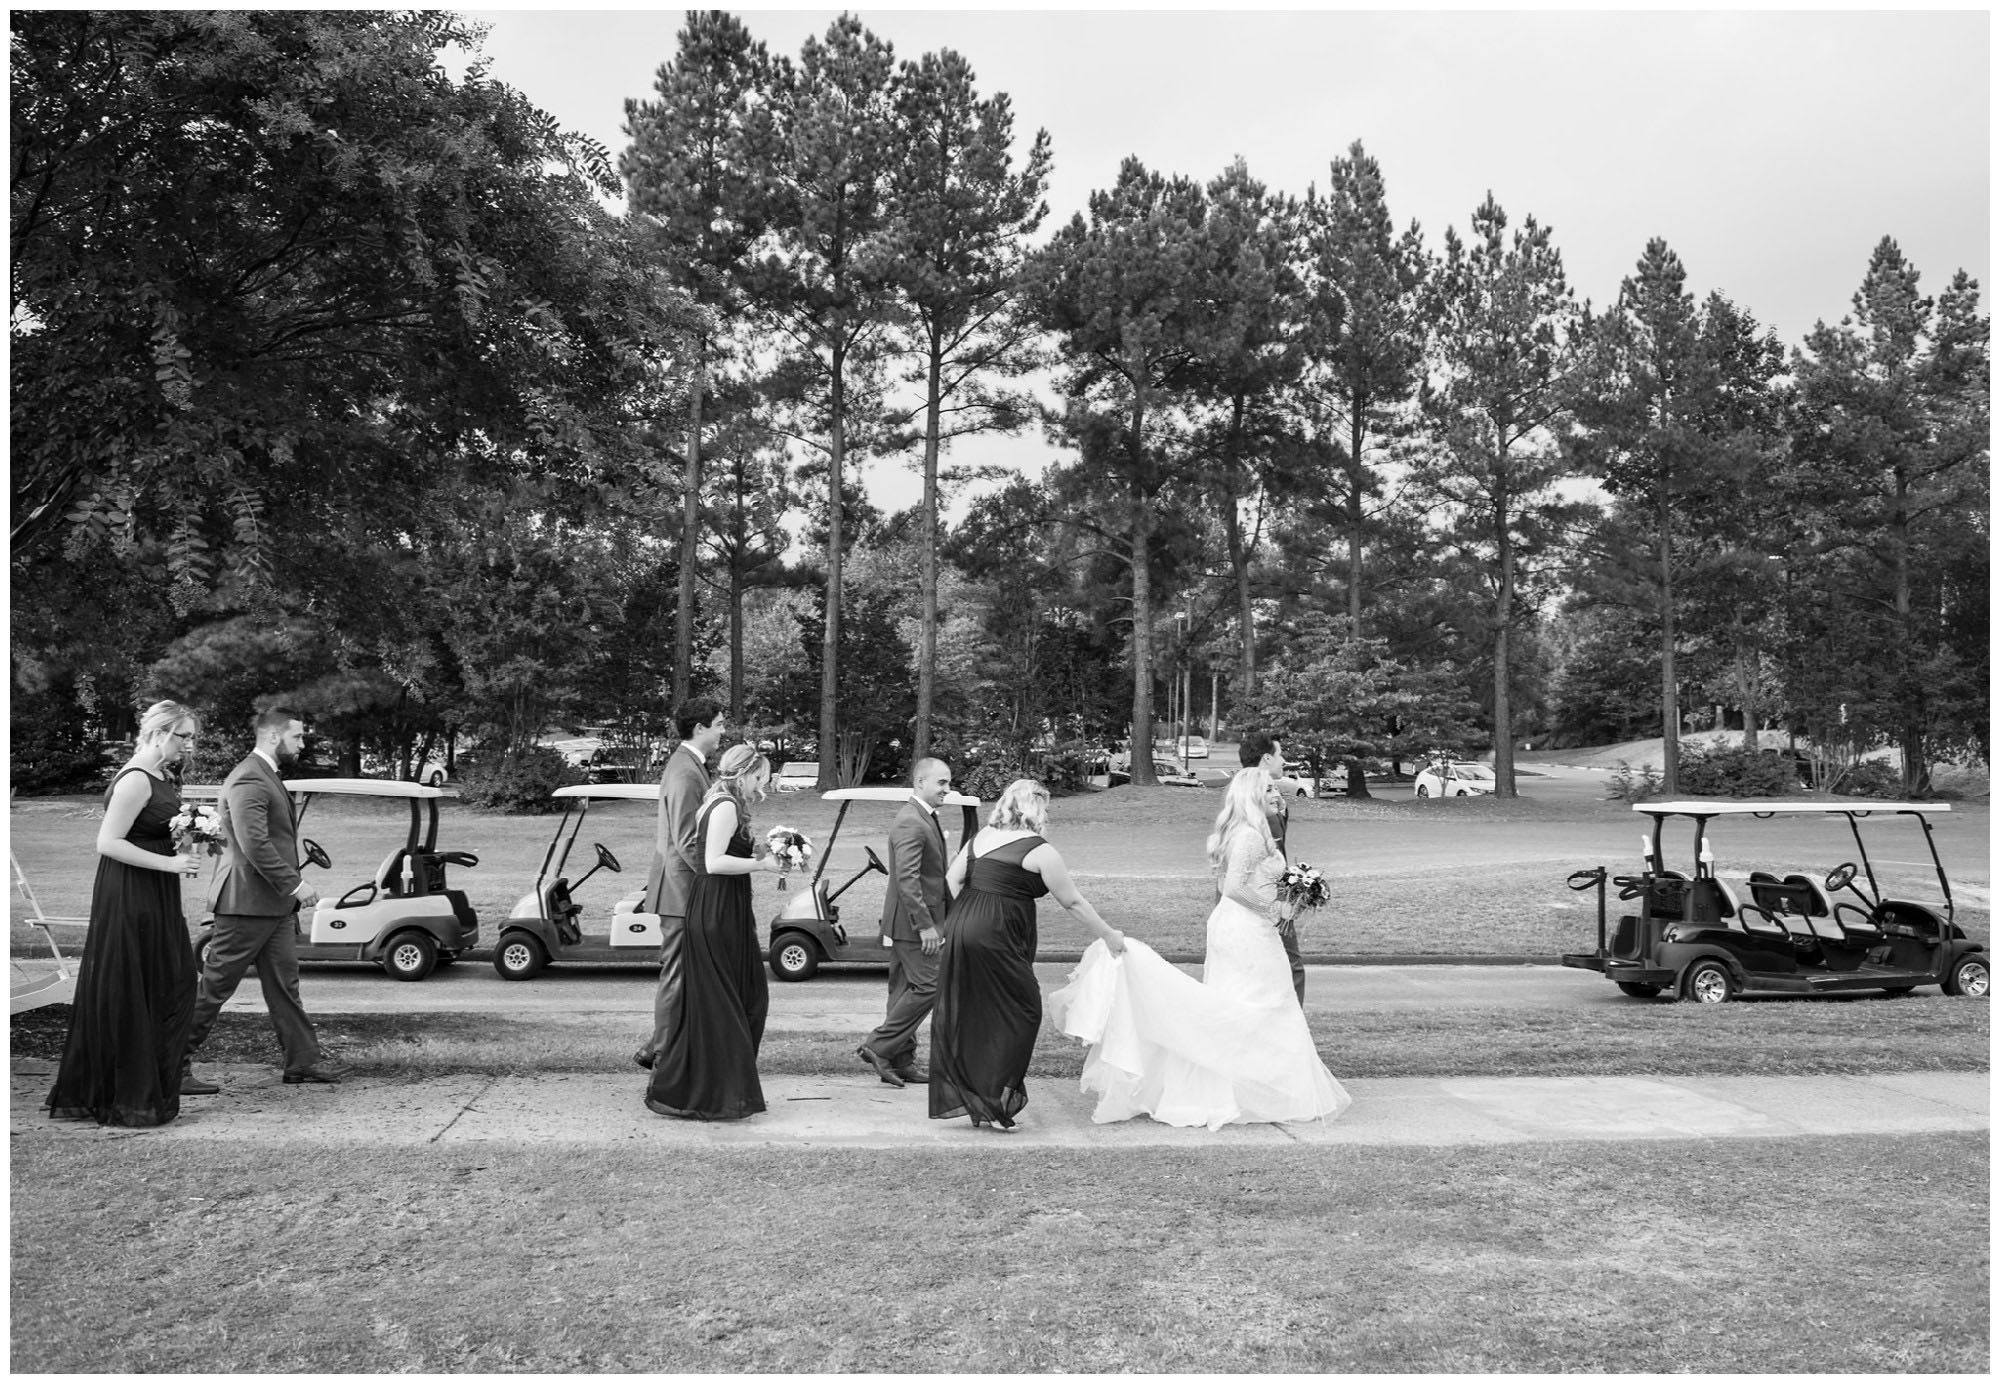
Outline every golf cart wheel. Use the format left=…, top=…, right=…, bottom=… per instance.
left=1682, top=959, right=1736, bottom=1005
left=1943, top=955, right=1989, bottom=999
left=381, top=930, right=439, bottom=982
left=769, top=933, right=821, bottom=982
left=194, top=934, right=211, bottom=970
left=1615, top=981, right=1665, bottom=999
left=493, top=933, right=547, bottom=981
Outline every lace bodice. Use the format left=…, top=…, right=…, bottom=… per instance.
left=1217, top=825, right=1284, bottom=914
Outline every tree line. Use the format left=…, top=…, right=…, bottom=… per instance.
left=10, top=10, right=1988, bottom=799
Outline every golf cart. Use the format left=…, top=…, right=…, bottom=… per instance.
left=194, top=778, right=479, bottom=982
left=491, top=783, right=670, bottom=979
left=1561, top=800, right=1987, bottom=1003
left=766, top=787, right=983, bottom=982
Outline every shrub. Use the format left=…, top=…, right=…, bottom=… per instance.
left=1832, top=758, right=1902, bottom=800
left=452, top=745, right=583, bottom=813
left=1606, top=760, right=1662, bottom=802
left=1676, top=744, right=1799, bottom=798
left=8, top=694, right=105, bottom=795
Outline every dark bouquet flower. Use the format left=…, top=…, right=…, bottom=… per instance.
left=765, top=826, right=813, bottom=890
left=169, top=802, right=225, bottom=856
left=1278, top=861, right=1330, bottom=918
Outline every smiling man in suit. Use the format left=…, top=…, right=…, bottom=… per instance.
left=183, top=706, right=340, bottom=1089
left=856, top=757, right=954, bottom=1088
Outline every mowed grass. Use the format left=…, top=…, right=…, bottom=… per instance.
left=13, top=787, right=1987, bottom=960
left=15, top=992, right=1986, bottom=1080
left=10, top=1135, right=1987, bottom=1372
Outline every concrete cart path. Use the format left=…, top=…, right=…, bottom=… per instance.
left=11, top=1064, right=1986, bottom=1150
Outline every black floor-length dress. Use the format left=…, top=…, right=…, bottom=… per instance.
left=45, top=767, right=198, bottom=1128
left=929, top=835, right=1048, bottom=1128
left=645, top=800, right=769, bottom=1120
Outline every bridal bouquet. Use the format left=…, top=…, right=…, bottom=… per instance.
left=765, top=826, right=813, bottom=890
left=170, top=802, right=225, bottom=856
left=1278, top=861, right=1330, bottom=919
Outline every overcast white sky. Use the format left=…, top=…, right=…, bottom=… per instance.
left=464, top=4, right=1990, bottom=509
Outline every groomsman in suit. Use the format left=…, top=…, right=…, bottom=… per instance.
left=184, top=707, right=340, bottom=1089
left=634, top=698, right=725, bottom=1070
left=857, top=757, right=954, bottom=1088
left=1240, top=729, right=1306, bottom=1005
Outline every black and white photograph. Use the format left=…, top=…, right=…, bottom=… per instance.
left=9, top=4, right=1988, bottom=1373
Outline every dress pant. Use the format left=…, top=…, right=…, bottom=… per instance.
left=641, top=914, right=687, bottom=1058
left=1276, top=916, right=1306, bottom=1005
left=187, top=912, right=323, bottom=1073
left=864, top=938, right=939, bottom=1066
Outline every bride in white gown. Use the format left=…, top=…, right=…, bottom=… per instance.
left=1047, top=768, right=1351, bottom=1131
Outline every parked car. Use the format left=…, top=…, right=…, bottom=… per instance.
left=1153, top=760, right=1203, bottom=788
left=1274, top=762, right=1317, bottom=798
left=1415, top=760, right=1493, bottom=798
left=1180, top=735, right=1209, bottom=759
left=1562, top=799, right=1986, bottom=1003
left=774, top=761, right=820, bottom=793
left=361, top=751, right=449, bottom=787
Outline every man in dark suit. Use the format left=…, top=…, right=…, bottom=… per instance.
left=856, top=757, right=954, bottom=1087
left=634, top=698, right=725, bottom=1070
left=184, top=707, right=339, bottom=1088
left=1239, top=728, right=1306, bottom=1005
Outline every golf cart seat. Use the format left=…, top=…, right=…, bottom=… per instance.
left=1709, top=877, right=1783, bottom=935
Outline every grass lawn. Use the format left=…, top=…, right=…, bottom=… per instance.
left=12, top=788, right=1987, bottom=961
left=13, top=993, right=1987, bottom=1080
left=10, top=1134, right=1986, bottom=1372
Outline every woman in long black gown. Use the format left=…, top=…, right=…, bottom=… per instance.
left=645, top=745, right=783, bottom=1121
left=930, top=778, right=1125, bottom=1131
left=46, top=700, right=208, bottom=1128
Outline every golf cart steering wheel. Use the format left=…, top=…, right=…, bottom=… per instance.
left=1825, top=862, right=1859, bottom=894
left=864, top=845, right=886, bottom=874
left=302, top=839, right=332, bottom=870
left=595, top=843, right=622, bottom=873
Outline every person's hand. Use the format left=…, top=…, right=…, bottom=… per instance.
left=757, top=853, right=785, bottom=875
left=1104, top=930, right=1126, bottom=957
left=293, top=882, right=319, bottom=907
left=172, top=852, right=203, bottom=878
left=919, top=925, right=942, bottom=955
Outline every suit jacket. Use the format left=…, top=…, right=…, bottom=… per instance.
left=209, top=753, right=303, bottom=918
left=879, top=798, right=950, bottom=944
left=645, top=744, right=711, bottom=919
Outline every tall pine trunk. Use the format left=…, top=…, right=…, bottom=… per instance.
left=819, top=345, right=846, bottom=789
left=915, top=337, right=943, bottom=763
left=1658, top=485, right=1679, bottom=794
left=673, top=339, right=706, bottom=709
left=1346, top=405, right=1367, bottom=634
left=1491, top=441, right=1517, bottom=798
left=1127, top=387, right=1155, bottom=786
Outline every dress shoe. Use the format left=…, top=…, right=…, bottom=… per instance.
left=856, top=1045, right=904, bottom=1088
left=282, top=1063, right=347, bottom=1085
left=633, top=1048, right=656, bottom=1071
left=179, top=1068, right=220, bottom=1096
left=890, top=1063, right=928, bottom=1084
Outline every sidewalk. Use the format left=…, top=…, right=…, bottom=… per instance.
left=11, top=1062, right=1986, bottom=1149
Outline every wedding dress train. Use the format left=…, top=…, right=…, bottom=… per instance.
left=1047, top=889, right=1350, bottom=1132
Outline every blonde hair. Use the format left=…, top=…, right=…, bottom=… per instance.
left=137, top=700, right=200, bottom=745
left=988, top=778, right=1049, bottom=835
left=706, top=744, right=770, bottom=826
left=1207, top=767, right=1276, bottom=869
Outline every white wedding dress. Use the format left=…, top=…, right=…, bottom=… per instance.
left=1047, top=829, right=1350, bottom=1131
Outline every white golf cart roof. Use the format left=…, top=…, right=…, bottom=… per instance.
left=823, top=787, right=983, bottom=807
left=281, top=777, right=445, bottom=798
left=553, top=783, right=661, bottom=801
left=1638, top=800, right=1950, bottom=815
